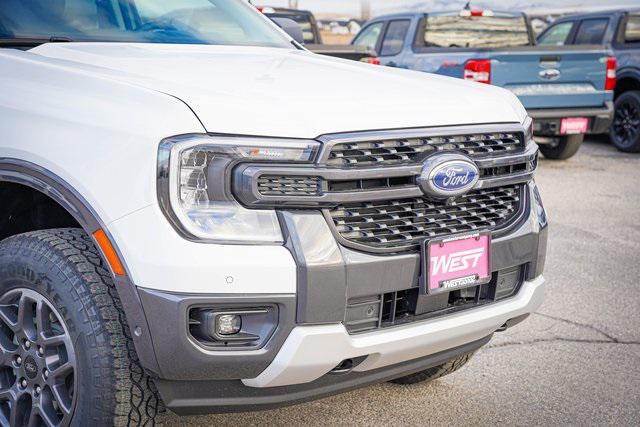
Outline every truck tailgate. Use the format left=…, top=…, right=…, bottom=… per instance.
left=489, top=46, right=611, bottom=110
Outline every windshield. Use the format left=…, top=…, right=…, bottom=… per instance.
left=0, top=0, right=291, bottom=47
left=423, top=14, right=531, bottom=48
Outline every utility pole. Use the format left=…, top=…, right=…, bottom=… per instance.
left=361, top=0, right=371, bottom=21
left=288, top=0, right=298, bottom=9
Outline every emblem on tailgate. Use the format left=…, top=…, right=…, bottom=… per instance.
left=539, top=68, right=561, bottom=80
left=417, top=154, right=479, bottom=199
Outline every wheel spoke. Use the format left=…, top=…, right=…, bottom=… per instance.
left=0, top=350, right=16, bottom=368
left=35, top=299, right=46, bottom=339
left=51, top=384, right=72, bottom=416
left=40, top=334, right=65, bottom=348
left=0, top=386, right=16, bottom=403
left=0, top=306, right=18, bottom=332
left=0, top=411, right=9, bottom=427
left=9, top=393, right=29, bottom=427
left=50, top=362, right=73, bottom=381
left=34, top=404, right=60, bottom=427
left=17, top=294, right=33, bottom=335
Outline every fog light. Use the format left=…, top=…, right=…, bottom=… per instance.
left=216, top=314, right=242, bottom=336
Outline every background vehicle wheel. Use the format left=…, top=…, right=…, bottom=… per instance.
left=538, top=134, right=584, bottom=160
left=610, top=91, right=640, bottom=153
left=0, top=229, right=162, bottom=426
left=389, top=352, right=475, bottom=385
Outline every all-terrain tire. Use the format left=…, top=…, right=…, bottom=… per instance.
left=0, top=228, right=162, bottom=426
left=389, top=352, right=475, bottom=385
left=538, top=134, right=584, bottom=160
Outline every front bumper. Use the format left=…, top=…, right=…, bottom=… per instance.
left=529, top=101, right=614, bottom=136
left=155, top=335, right=491, bottom=415
left=132, top=180, right=547, bottom=413
left=244, top=275, right=544, bottom=388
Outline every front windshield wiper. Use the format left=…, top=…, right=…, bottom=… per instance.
left=0, top=36, right=74, bottom=48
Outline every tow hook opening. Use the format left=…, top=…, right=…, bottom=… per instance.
left=329, top=356, right=368, bottom=375
left=496, top=313, right=531, bottom=333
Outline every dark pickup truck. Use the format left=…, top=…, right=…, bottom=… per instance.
left=352, top=9, right=616, bottom=160
left=259, top=6, right=377, bottom=62
left=538, top=9, right=640, bottom=152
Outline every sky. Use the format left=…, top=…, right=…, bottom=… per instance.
left=260, top=0, right=640, bottom=18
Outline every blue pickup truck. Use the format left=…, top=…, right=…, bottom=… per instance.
left=352, top=9, right=616, bottom=160
left=538, top=9, right=640, bottom=152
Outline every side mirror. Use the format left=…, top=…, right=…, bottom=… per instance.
left=270, top=17, right=305, bottom=45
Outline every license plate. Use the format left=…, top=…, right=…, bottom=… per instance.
left=560, top=117, right=589, bottom=135
left=421, top=232, right=491, bottom=295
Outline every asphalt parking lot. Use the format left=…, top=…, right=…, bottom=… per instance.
left=167, top=136, right=640, bottom=426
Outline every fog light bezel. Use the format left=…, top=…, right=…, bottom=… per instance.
left=188, top=305, right=279, bottom=350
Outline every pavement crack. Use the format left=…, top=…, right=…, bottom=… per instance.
left=532, top=312, right=622, bottom=342
left=486, top=337, right=640, bottom=349
left=485, top=312, right=640, bottom=349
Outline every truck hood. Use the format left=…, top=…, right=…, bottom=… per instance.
left=31, top=43, right=525, bottom=138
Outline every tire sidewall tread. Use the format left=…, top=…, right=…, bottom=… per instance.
left=0, top=228, right=160, bottom=426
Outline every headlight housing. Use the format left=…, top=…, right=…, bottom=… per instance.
left=523, top=116, right=534, bottom=145
left=158, top=134, right=319, bottom=244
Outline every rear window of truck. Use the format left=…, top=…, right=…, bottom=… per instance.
left=625, top=15, right=640, bottom=43
left=421, top=14, right=530, bottom=48
left=537, top=21, right=574, bottom=46
left=573, top=18, right=608, bottom=45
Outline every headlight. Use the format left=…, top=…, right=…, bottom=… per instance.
left=158, top=134, right=319, bottom=243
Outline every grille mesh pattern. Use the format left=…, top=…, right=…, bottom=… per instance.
left=329, top=185, right=522, bottom=250
left=257, top=175, right=321, bottom=196
left=327, top=132, right=523, bottom=167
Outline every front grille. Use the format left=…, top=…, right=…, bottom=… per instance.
left=329, top=185, right=523, bottom=251
left=257, top=175, right=321, bottom=196
left=326, top=132, right=523, bottom=167
left=253, top=162, right=528, bottom=198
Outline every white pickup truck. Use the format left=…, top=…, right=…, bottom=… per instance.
left=0, top=1, right=547, bottom=425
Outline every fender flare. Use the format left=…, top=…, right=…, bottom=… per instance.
left=0, top=158, right=161, bottom=374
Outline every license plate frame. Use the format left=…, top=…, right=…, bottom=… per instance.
left=420, top=231, right=492, bottom=295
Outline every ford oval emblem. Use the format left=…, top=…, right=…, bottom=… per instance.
left=417, top=154, right=479, bottom=199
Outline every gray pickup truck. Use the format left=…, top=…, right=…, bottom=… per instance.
left=353, top=8, right=616, bottom=160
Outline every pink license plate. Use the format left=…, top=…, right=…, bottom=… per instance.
left=422, top=232, right=491, bottom=294
left=560, top=117, right=589, bottom=135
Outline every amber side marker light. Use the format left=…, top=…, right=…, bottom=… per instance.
left=93, top=229, right=126, bottom=276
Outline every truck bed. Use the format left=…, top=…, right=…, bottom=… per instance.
left=406, top=44, right=612, bottom=110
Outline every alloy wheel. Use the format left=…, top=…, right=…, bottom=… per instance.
left=612, top=99, right=640, bottom=148
left=0, top=289, right=76, bottom=426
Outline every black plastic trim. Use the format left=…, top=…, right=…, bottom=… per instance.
left=137, top=289, right=296, bottom=380
left=0, top=158, right=161, bottom=374
left=155, top=334, right=492, bottom=415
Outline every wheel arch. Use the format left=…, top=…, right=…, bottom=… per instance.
left=0, top=158, right=161, bottom=374
left=615, top=69, right=640, bottom=99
